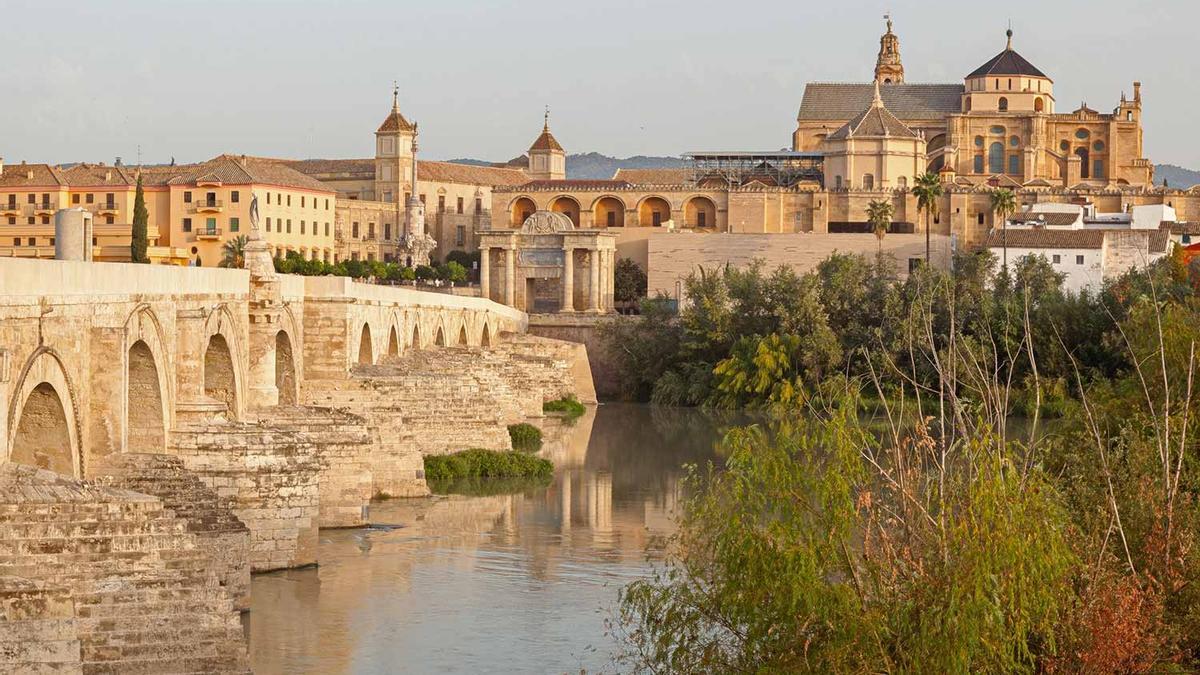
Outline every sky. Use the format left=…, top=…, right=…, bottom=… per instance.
left=2, top=0, right=1198, bottom=168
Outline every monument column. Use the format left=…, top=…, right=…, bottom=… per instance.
left=505, top=245, right=516, bottom=307
left=588, top=248, right=600, bottom=312
left=479, top=246, right=491, bottom=301
left=561, top=246, right=575, bottom=312
left=604, top=249, right=614, bottom=311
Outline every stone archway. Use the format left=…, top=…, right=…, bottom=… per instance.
left=434, top=325, right=446, bottom=347
left=386, top=326, right=400, bottom=361
left=204, top=334, right=238, bottom=414
left=550, top=196, right=581, bottom=227
left=411, top=324, right=422, bottom=350
left=358, top=324, right=373, bottom=365
left=11, top=383, right=74, bottom=476
left=510, top=197, right=537, bottom=227
left=481, top=323, right=492, bottom=347
left=592, top=196, right=625, bottom=228
left=684, top=196, right=717, bottom=228
left=275, top=331, right=297, bottom=406
left=458, top=325, right=469, bottom=346
left=638, top=197, right=671, bottom=227
left=127, top=340, right=166, bottom=452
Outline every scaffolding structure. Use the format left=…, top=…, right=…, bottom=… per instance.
left=683, top=151, right=824, bottom=188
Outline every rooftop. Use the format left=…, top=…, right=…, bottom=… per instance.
left=797, top=82, right=963, bottom=121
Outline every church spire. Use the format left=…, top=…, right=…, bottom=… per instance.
left=874, top=14, right=904, bottom=85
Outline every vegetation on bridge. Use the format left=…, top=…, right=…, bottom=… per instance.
left=507, top=423, right=543, bottom=451
left=543, top=394, right=586, bottom=421
left=423, top=448, right=552, bottom=482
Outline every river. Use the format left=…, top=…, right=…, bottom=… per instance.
left=245, top=404, right=733, bottom=674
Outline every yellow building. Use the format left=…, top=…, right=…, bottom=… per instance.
left=0, top=155, right=336, bottom=267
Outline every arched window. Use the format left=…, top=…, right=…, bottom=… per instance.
left=1093, top=141, right=1105, bottom=152
left=965, top=96, right=972, bottom=112
left=998, top=97, right=1008, bottom=112
left=1010, top=135, right=1020, bottom=148
left=974, top=136, right=984, bottom=148
left=862, top=174, right=875, bottom=190
left=1008, top=155, right=1020, bottom=175
left=1075, top=147, right=1091, bottom=179
left=834, top=175, right=843, bottom=189
left=1093, top=159, right=1105, bottom=180
left=1034, top=97, right=1045, bottom=112
left=974, top=155, right=984, bottom=173
left=988, top=142, right=1005, bottom=174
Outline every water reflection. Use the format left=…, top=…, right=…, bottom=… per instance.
left=247, top=404, right=732, bottom=674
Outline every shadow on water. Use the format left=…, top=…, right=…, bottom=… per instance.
left=246, top=403, right=730, bottom=675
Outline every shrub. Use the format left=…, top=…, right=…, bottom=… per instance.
left=543, top=394, right=586, bottom=420
left=423, top=448, right=552, bottom=482
left=507, top=423, right=543, bottom=451
left=415, top=264, right=437, bottom=281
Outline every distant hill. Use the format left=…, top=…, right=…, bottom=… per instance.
left=452, top=156, right=1200, bottom=188
left=447, top=152, right=682, bottom=179
left=1154, top=164, right=1200, bottom=189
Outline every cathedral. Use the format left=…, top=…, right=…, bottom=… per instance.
left=794, top=18, right=1152, bottom=189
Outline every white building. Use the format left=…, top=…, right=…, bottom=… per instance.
left=987, top=202, right=1173, bottom=294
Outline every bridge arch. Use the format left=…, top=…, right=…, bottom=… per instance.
left=275, top=331, right=298, bottom=405
left=411, top=323, right=422, bottom=350
left=7, top=348, right=82, bottom=478
left=386, top=324, right=401, bottom=361
left=127, top=340, right=166, bottom=452
left=458, top=324, right=469, bottom=346
left=480, top=322, right=492, bottom=347
left=357, top=323, right=374, bottom=365
left=201, top=304, right=246, bottom=419
left=434, top=323, right=446, bottom=347
left=122, top=304, right=173, bottom=451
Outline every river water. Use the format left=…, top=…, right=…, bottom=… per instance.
left=246, top=404, right=732, bottom=674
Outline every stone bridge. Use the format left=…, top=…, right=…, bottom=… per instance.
left=0, top=256, right=594, bottom=673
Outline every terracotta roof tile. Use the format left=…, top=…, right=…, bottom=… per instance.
left=529, top=127, right=564, bottom=152
left=147, top=155, right=334, bottom=192
left=1010, top=212, right=1080, bottom=226
left=798, top=82, right=963, bottom=121
left=967, top=46, right=1048, bottom=80
left=828, top=91, right=919, bottom=140
left=519, top=179, right=633, bottom=191
left=377, top=107, right=415, bottom=133
left=0, top=163, right=65, bottom=187
left=417, top=160, right=529, bottom=187
left=612, top=168, right=691, bottom=184
left=285, top=158, right=374, bottom=177
left=984, top=228, right=1105, bottom=249
left=58, top=163, right=136, bottom=187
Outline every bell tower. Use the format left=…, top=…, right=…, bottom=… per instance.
left=875, top=14, right=904, bottom=85
left=374, top=83, right=415, bottom=203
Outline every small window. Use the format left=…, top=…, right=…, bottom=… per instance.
left=231, top=191, right=240, bottom=203
left=974, top=136, right=984, bottom=147
left=287, top=195, right=291, bottom=206
left=438, top=196, right=445, bottom=213
left=183, top=191, right=192, bottom=203
left=11, top=237, right=18, bottom=246
left=325, top=223, right=330, bottom=236
left=266, top=217, right=272, bottom=232
left=205, top=217, right=216, bottom=233
left=862, top=173, right=875, bottom=190
left=105, top=215, right=114, bottom=224
left=1034, top=97, right=1045, bottom=112
left=300, top=221, right=306, bottom=235
left=267, top=193, right=272, bottom=205
left=28, top=237, right=35, bottom=246
left=974, top=155, right=984, bottom=173
left=998, top=97, right=1008, bottom=112
left=301, top=196, right=306, bottom=208
left=1008, top=155, right=1020, bottom=175
left=368, top=223, right=375, bottom=239
left=457, top=197, right=464, bottom=214
left=71, top=194, right=80, bottom=204
left=26, top=194, right=34, bottom=204
left=105, top=193, right=114, bottom=206
left=1093, top=159, right=1105, bottom=179
left=1010, top=135, right=1020, bottom=147
left=27, top=217, right=34, bottom=225
left=1060, top=140, right=1070, bottom=152
left=976, top=213, right=984, bottom=225
left=183, top=218, right=192, bottom=232
left=834, top=175, right=843, bottom=188
left=230, top=217, right=240, bottom=232
left=286, top=219, right=292, bottom=234
left=86, top=193, right=94, bottom=204
left=325, top=199, right=329, bottom=209
left=419, top=194, right=426, bottom=204
left=1093, top=141, right=1105, bottom=152
left=41, top=216, right=49, bottom=225
left=1075, top=129, right=1090, bottom=140
left=384, top=223, right=391, bottom=240
left=1076, top=255, right=1084, bottom=265
left=475, top=198, right=483, bottom=213
left=456, top=225, right=465, bottom=246
left=990, top=126, right=1005, bottom=135
left=6, top=217, right=13, bottom=225
left=352, top=222, right=360, bottom=238
left=1052, top=254, right=1061, bottom=264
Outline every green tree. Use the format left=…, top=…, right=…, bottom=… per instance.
left=866, top=199, right=894, bottom=257
left=130, top=174, right=149, bottom=263
left=444, top=260, right=467, bottom=283
left=613, top=258, right=648, bottom=304
left=990, top=188, right=1018, bottom=270
left=912, top=171, right=943, bottom=265
left=219, top=235, right=248, bottom=269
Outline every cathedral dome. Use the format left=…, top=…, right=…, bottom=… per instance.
left=966, top=29, right=1049, bottom=81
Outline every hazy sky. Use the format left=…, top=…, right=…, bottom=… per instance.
left=3, top=0, right=1197, bottom=168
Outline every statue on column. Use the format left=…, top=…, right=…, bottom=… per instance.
left=400, top=122, right=436, bottom=266
left=242, top=191, right=277, bottom=279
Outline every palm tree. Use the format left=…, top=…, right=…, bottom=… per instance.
left=219, top=235, right=249, bottom=269
left=989, top=188, right=1018, bottom=270
left=912, top=172, right=943, bottom=266
left=866, top=199, right=894, bottom=258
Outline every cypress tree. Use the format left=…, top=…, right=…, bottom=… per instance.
left=130, top=174, right=149, bottom=263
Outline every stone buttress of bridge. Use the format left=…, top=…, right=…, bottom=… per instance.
left=0, top=256, right=595, bottom=673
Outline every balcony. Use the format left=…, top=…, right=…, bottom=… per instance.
left=0, top=203, right=18, bottom=216
left=189, top=199, right=224, bottom=213
left=193, top=228, right=222, bottom=241
left=96, top=202, right=119, bottom=215
left=33, top=202, right=55, bottom=215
